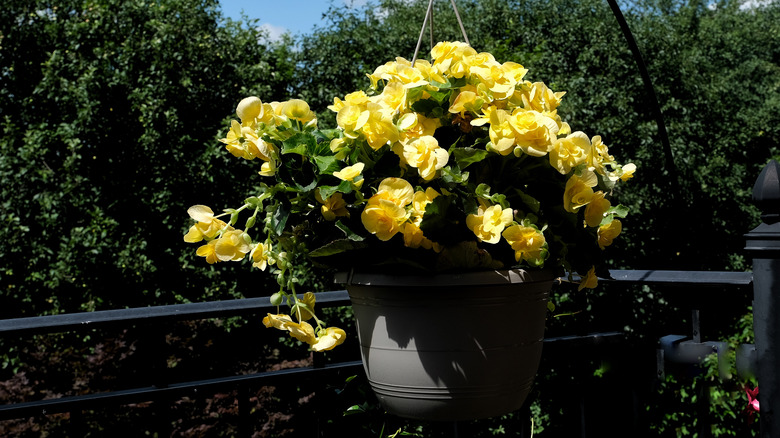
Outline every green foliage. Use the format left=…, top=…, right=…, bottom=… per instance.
left=649, top=311, right=758, bottom=437
left=0, top=0, right=296, bottom=317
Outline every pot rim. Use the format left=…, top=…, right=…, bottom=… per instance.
left=335, top=267, right=561, bottom=287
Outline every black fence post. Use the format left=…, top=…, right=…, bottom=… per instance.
left=745, top=159, right=780, bottom=438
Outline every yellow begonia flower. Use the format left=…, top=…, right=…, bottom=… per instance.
left=502, top=61, right=528, bottom=84
left=294, top=292, right=316, bottom=321
left=362, top=103, right=399, bottom=150
left=236, top=96, right=263, bottom=125
left=287, top=320, right=317, bottom=344
left=486, top=108, right=516, bottom=156
left=584, top=192, right=611, bottom=228
left=509, top=109, right=559, bottom=158
left=502, top=224, right=547, bottom=265
left=376, top=177, right=414, bottom=207
left=316, top=191, right=349, bottom=221
left=279, top=99, right=316, bottom=124
left=413, top=59, right=447, bottom=84
left=466, top=204, right=514, bottom=244
left=402, top=135, right=450, bottom=181
left=598, top=219, right=622, bottom=249
left=333, top=162, right=365, bottom=188
left=262, top=313, right=317, bottom=345
left=401, top=222, right=439, bottom=251
left=550, top=132, right=592, bottom=175
left=251, top=242, right=274, bottom=270
left=578, top=267, right=599, bottom=291
left=412, top=188, right=441, bottom=224
left=367, top=60, right=401, bottom=89
left=184, top=205, right=232, bottom=242
left=588, top=135, right=614, bottom=175
left=220, top=121, right=275, bottom=162
left=393, top=62, right=429, bottom=89
left=214, top=230, right=252, bottom=262
left=361, top=197, right=408, bottom=241
left=449, top=90, right=484, bottom=115
left=336, top=104, right=369, bottom=138
left=263, top=313, right=294, bottom=330
left=620, top=163, right=637, bottom=181
left=431, top=41, right=477, bottom=78
left=375, top=81, right=406, bottom=112
left=361, top=178, right=413, bottom=241
left=219, top=120, right=247, bottom=158
left=260, top=158, right=277, bottom=177
left=330, top=137, right=347, bottom=154
left=249, top=136, right=275, bottom=162
left=195, top=240, right=219, bottom=264
left=328, top=90, right=370, bottom=113
left=311, top=327, right=347, bottom=352
left=563, top=170, right=598, bottom=213
left=398, top=113, right=441, bottom=144
left=520, top=82, right=566, bottom=113
left=469, top=55, right=516, bottom=100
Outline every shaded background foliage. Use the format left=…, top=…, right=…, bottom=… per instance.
left=0, top=0, right=779, bottom=435
left=0, top=0, right=297, bottom=318
left=2, top=0, right=777, bottom=314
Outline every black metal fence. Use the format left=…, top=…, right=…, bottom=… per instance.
left=0, top=269, right=755, bottom=437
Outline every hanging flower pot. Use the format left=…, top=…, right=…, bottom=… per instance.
left=184, top=35, right=635, bottom=422
left=338, top=268, right=557, bottom=421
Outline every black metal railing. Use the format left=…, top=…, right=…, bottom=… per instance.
left=0, top=269, right=754, bottom=437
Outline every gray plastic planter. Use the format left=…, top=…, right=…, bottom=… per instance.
left=340, top=268, right=555, bottom=421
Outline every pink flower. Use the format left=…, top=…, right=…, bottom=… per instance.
left=745, top=385, right=759, bottom=424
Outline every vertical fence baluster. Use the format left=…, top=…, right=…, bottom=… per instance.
left=745, top=159, right=780, bottom=438
left=238, top=385, right=250, bottom=437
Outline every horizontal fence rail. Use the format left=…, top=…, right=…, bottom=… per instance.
left=0, top=269, right=754, bottom=427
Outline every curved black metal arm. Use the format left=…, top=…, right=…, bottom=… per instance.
left=606, top=0, right=677, bottom=185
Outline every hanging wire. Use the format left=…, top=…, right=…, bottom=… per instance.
left=429, top=4, right=435, bottom=50
left=412, top=0, right=471, bottom=64
left=412, top=0, right=435, bottom=65
left=449, top=0, right=470, bottom=46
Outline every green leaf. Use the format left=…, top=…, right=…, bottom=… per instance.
left=313, top=129, right=341, bottom=142
left=410, top=98, right=439, bottom=115
left=270, top=203, right=290, bottom=236
left=313, top=154, right=339, bottom=174
left=490, top=193, right=509, bottom=209
left=309, top=239, right=368, bottom=257
left=475, top=183, right=492, bottom=199
left=452, top=147, right=488, bottom=169
left=440, top=166, right=468, bottom=184
left=317, top=180, right=352, bottom=199
left=515, top=188, right=541, bottom=213
left=335, top=220, right=365, bottom=241
left=419, top=195, right=452, bottom=236
left=606, top=204, right=630, bottom=219
left=281, top=132, right=316, bottom=156
left=244, top=196, right=263, bottom=208
left=343, top=403, right=367, bottom=416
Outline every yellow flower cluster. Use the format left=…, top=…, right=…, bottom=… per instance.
left=184, top=205, right=345, bottom=350
left=220, top=96, right=318, bottom=177
left=183, top=205, right=253, bottom=264
left=335, top=41, right=633, bottom=274
left=185, top=41, right=637, bottom=351
left=360, top=177, right=441, bottom=251
left=262, top=293, right=346, bottom=352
